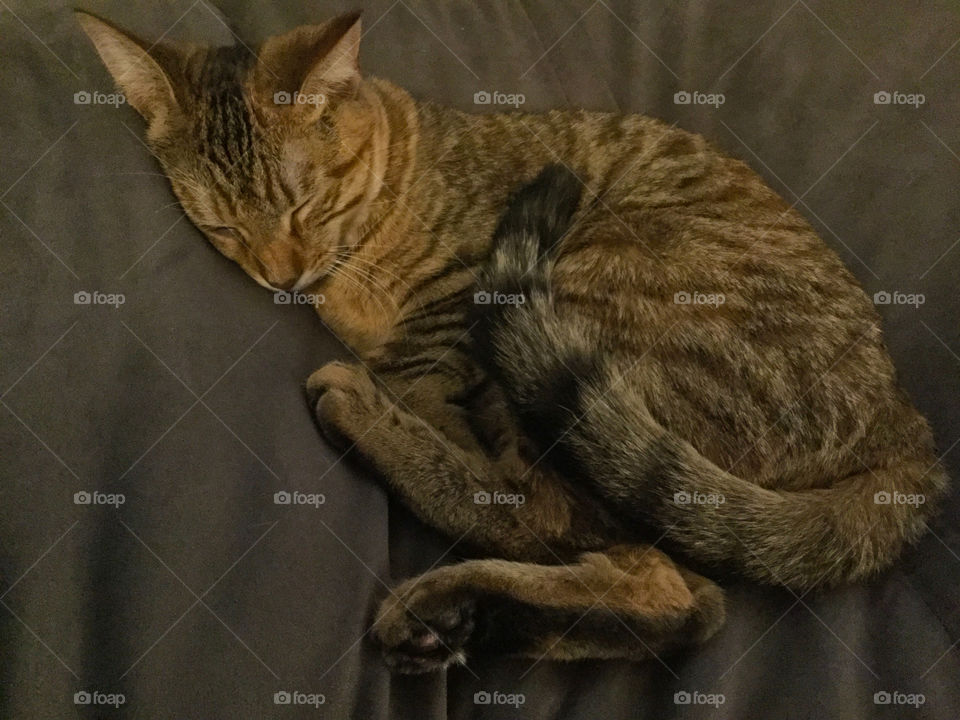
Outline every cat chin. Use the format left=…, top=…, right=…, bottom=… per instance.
left=249, top=266, right=328, bottom=293
left=292, top=268, right=326, bottom=291
left=251, top=274, right=283, bottom=292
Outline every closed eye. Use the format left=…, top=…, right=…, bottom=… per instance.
left=292, top=196, right=318, bottom=223
left=205, top=226, right=242, bottom=242
left=290, top=195, right=322, bottom=233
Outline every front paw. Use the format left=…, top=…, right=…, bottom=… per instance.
left=305, top=362, right=383, bottom=449
left=372, top=579, right=477, bottom=674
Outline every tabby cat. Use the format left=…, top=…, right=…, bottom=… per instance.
left=79, top=11, right=948, bottom=672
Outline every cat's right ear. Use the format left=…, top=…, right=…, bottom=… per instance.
left=253, top=12, right=362, bottom=118
left=75, top=11, right=180, bottom=125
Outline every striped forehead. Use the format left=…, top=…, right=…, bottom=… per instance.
left=193, top=46, right=268, bottom=198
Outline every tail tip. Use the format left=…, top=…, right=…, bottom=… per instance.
left=492, top=163, right=584, bottom=256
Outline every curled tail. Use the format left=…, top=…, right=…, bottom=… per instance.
left=559, top=382, right=947, bottom=589
left=471, top=164, right=595, bottom=444
left=473, top=164, right=948, bottom=591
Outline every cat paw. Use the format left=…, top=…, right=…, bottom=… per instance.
left=372, top=581, right=477, bottom=674
left=305, top=362, right=383, bottom=449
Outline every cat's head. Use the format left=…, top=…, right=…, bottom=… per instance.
left=77, top=11, right=375, bottom=291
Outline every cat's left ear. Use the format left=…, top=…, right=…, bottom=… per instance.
left=75, top=12, right=181, bottom=127
left=254, top=12, right=362, bottom=117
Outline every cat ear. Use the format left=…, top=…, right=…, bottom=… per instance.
left=75, top=11, right=180, bottom=125
left=254, top=12, right=362, bottom=115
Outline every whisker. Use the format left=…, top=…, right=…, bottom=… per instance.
left=154, top=200, right=186, bottom=213
left=323, top=244, right=428, bottom=318
left=338, top=259, right=397, bottom=311
left=328, top=262, right=393, bottom=324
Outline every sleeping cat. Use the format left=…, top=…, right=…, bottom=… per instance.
left=78, top=10, right=947, bottom=673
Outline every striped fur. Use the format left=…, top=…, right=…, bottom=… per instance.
left=80, top=11, right=948, bottom=673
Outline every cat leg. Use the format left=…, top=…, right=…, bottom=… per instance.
left=372, top=544, right=724, bottom=672
left=305, top=361, right=608, bottom=560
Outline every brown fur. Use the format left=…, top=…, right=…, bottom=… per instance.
left=79, top=10, right=948, bottom=673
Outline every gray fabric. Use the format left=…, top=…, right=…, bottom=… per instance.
left=2, top=0, right=958, bottom=717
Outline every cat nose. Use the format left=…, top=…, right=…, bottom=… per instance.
left=259, top=241, right=303, bottom=291
left=259, top=263, right=298, bottom=290
left=269, top=275, right=298, bottom=291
